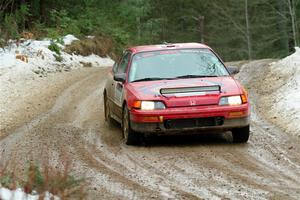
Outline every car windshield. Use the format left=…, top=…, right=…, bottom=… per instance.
left=128, top=48, right=229, bottom=82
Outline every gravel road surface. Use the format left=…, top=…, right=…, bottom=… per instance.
left=1, top=61, right=300, bottom=199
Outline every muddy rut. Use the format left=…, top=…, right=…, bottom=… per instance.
left=1, top=61, right=300, bottom=199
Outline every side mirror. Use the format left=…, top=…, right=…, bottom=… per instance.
left=114, top=73, right=126, bottom=83
left=227, top=66, right=239, bottom=75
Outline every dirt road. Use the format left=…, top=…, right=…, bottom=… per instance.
left=1, top=61, right=300, bottom=199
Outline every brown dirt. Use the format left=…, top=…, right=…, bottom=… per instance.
left=0, top=68, right=103, bottom=139
left=1, top=63, right=300, bottom=199
left=64, top=36, right=114, bottom=58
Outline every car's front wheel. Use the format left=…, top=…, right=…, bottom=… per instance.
left=232, top=125, right=250, bottom=143
left=122, top=106, right=140, bottom=145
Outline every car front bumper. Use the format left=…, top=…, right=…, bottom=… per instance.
left=129, top=104, right=250, bottom=135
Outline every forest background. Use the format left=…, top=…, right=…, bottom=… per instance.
left=0, top=0, right=299, bottom=61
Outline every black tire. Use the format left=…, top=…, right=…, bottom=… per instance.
left=232, top=125, right=250, bottom=143
left=104, top=95, right=114, bottom=126
left=122, top=106, right=140, bottom=145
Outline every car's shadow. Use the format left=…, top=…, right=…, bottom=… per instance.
left=102, top=121, right=240, bottom=147
left=141, top=131, right=233, bottom=147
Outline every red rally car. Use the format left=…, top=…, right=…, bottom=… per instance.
left=103, top=43, right=250, bottom=145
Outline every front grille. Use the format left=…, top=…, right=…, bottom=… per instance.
left=164, top=117, right=224, bottom=129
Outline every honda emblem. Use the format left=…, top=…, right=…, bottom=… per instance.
left=190, top=99, right=196, bottom=106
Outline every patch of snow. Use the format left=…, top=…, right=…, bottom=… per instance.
left=0, top=34, right=114, bottom=82
left=269, top=47, right=300, bottom=135
left=44, top=191, right=60, bottom=200
left=63, top=34, right=79, bottom=45
left=86, top=35, right=95, bottom=39
left=0, top=35, right=114, bottom=126
left=0, top=187, right=12, bottom=200
left=0, top=187, right=59, bottom=200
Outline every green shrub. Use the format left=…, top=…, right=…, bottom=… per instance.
left=64, top=20, right=82, bottom=36
left=30, top=22, right=47, bottom=39
left=0, top=162, right=86, bottom=199
left=2, top=14, right=19, bottom=40
left=48, top=41, right=61, bottom=55
left=46, top=28, right=61, bottom=40
left=15, top=4, right=31, bottom=31
left=50, top=9, right=71, bottom=30
left=54, top=54, right=63, bottom=62
left=77, top=18, right=94, bottom=35
left=0, top=174, right=13, bottom=188
left=48, top=40, right=64, bottom=62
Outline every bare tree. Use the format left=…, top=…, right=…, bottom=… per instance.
left=269, top=0, right=299, bottom=47
left=193, top=15, right=205, bottom=43
left=286, top=0, right=298, bottom=46
left=212, top=0, right=252, bottom=60
left=0, top=0, right=15, bottom=14
left=245, top=0, right=252, bottom=59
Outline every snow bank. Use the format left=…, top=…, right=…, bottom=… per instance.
left=268, top=47, right=300, bottom=135
left=63, top=34, right=79, bottom=45
left=0, top=187, right=60, bottom=200
left=0, top=34, right=114, bottom=82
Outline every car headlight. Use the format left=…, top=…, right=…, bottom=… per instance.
left=219, top=96, right=242, bottom=106
left=133, top=101, right=166, bottom=110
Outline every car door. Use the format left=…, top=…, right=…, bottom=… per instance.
left=106, top=61, right=118, bottom=103
left=111, top=51, right=131, bottom=119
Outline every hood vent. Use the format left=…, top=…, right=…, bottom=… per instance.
left=160, top=85, right=220, bottom=97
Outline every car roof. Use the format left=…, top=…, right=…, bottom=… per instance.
left=128, top=43, right=211, bottom=53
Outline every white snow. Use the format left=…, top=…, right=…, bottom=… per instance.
left=63, top=34, right=79, bottom=45
left=0, top=187, right=60, bottom=200
left=0, top=34, right=114, bottom=82
left=0, top=35, right=114, bottom=132
left=0, top=187, right=12, bottom=200
left=268, top=47, right=300, bottom=135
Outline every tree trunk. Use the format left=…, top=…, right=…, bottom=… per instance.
left=199, top=15, right=205, bottom=43
left=287, top=0, right=298, bottom=47
left=276, top=0, right=290, bottom=53
left=40, top=0, right=46, bottom=23
left=245, top=0, right=252, bottom=60
left=136, top=16, right=141, bottom=42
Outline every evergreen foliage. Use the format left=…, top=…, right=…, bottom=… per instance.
left=0, top=0, right=299, bottom=60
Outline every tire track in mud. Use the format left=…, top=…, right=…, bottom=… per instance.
left=0, top=72, right=102, bottom=163
left=1, top=63, right=300, bottom=199
left=0, top=68, right=162, bottom=199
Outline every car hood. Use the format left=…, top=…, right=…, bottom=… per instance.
left=126, top=77, right=241, bottom=107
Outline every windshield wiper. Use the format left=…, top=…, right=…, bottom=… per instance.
left=175, top=75, right=218, bottom=79
left=132, top=77, right=172, bottom=82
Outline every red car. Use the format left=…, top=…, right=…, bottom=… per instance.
left=104, top=43, right=250, bottom=145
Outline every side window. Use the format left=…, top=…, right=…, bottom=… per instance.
left=117, top=52, right=131, bottom=73
left=112, top=62, right=118, bottom=73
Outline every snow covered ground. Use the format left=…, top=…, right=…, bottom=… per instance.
left=266, top=47, right=300, bottom=135
left=0, top=187, right=59, bottom=200
left=0, top=34, right=114, bottom=82
left=237, top=47, right=300, bottom=136
left=0, top=35, right=114, bottom=134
